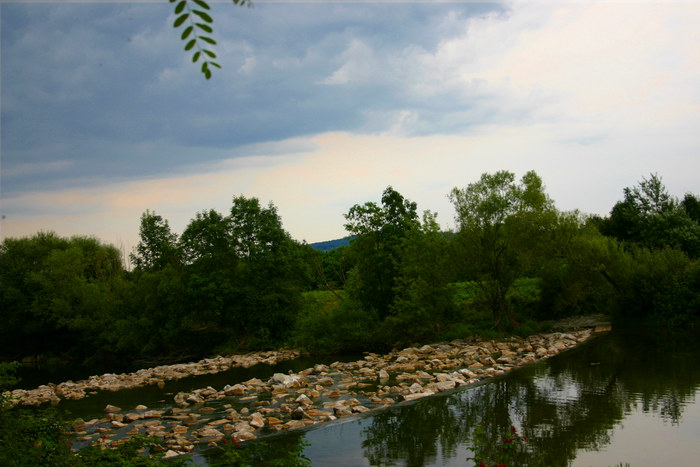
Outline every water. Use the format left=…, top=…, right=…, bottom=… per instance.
left=214, top=324, right=700, bottom=466
left=36, top=324, right=700, bottom=465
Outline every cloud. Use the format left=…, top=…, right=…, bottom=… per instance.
left=2, top=0, right=699, bottom=254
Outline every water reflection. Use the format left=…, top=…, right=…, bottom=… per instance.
left=302, top=325, right=699, bottom=466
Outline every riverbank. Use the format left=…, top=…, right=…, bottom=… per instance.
left=3, top=317, right=610, bottom=460
left=68, top=331, right=612, bottom=458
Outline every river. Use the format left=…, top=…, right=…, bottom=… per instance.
left=25, top=324, right=700, bottom=466
left=203, top=324, right=700, bottom=466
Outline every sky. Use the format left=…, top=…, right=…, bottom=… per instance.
left=2, top=0, right=699, bottom=259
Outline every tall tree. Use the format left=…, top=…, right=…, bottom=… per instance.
left=601, top=174, right=700, bottom=258
left=387, top=211, right=457, bottom=344
left=344, top=186, right=420, bottom=319
left=227, top=195, right=305, bottom=346
left=449, top=170, right=556, bottom=330
left=130, top=210, right=180, bottom=271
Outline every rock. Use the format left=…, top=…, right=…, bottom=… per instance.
left=378, top=369, right=390, bottom=382
left=104, top=404, right=121, bottom=413
left=198, top=427, right=224, bottom=438
left=291, top=407, right=306, bottom=420
left=223, top=384, right=246, bottom=396
left=134, top=404, right=147, bottom=411
left=333, top=406, right=353, bottom=417
left=164, top=450, right=181, bottom=459
left=435, top=380, right=456, bottom=392
left=125, top=413, right=143, bottom=422
left=316, top=376, right=334, bottom=386
left=186, top=393, right=205, bottom=405
left=295, top=394, right=313, bottom=406
left=72, top=419, right=87, bottom=432
left=403, top=391, right=435, bottom=401
left=249, top=413, right=265, bottom=428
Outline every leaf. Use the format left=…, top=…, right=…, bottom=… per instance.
left=185, top=39, right=196, bottom=51
left=204, top=49, right=216, bottom=58
left=205, top=68, right=212, bottom=80
left=193, top=10, right=213, bottom=23
left=200, top=36, right=216, bottom=45
left=174, top=0, right=187, bottom=15
left=195, top=23, right=213, bottom=33
left=173, top=13, right=189, bottom=28
left=192, top=51, right=201, bottom=63
left=202, top=62, right=209, bottom=73
left=181, top=25, right=193, bottom=40
left=210, top=62, right=221, bottom=69
left=192, top=0, right=211, bottom=10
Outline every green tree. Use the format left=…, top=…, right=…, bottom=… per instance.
left=386, top=211, right=458, bottom=344
left=131, top=210, right=181, bottom=271
left=226, top=196, right=305, bottom=347
left=601, top=174, right=700, bottom=258
left=682, top=193, right=700, bottom=223
left=344, top=186, right=420, bottom=320
left=449, top=170, right=556, bottom=331
left=0, top=233, right=127, bottom=361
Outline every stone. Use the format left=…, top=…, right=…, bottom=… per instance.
left=378, top=369, right=390, bottom=382
left=186, top=393, right=205, bottom=405
left=125, top=413, right=143, bottom=422
left=104, top=404, right=121, bottom=413
left=435, top=380, right=456, bottom=392
left=403, top=391, right=434, bottom=401
left=223, top=384, right=246, bottom=396
left=316, top=376, right=334, bottom=386
left=72, top=419, right=87, bottom=432
left=233, top=431, right=257, bottom=441
left=296, top=394, right=313, bottom=406
left=198, top=427, right=224, bottom=438
left=333, top=406, right=353, bottom=417
left=249, top=413, right=265, bottom=428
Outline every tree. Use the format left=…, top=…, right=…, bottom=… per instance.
left=387, top=211, right=458, bottom=344
left=449, top=170, right=556, bottom=331
left=344, top=186, right=420, bottom=319
left=226, top=195, right=305, bottom=346
left=130, top=210, right=180, bottom=271
left=601, top=174, right=700, bottom=258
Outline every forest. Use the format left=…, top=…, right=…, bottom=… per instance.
left=1, top=171, right=699, bottom=367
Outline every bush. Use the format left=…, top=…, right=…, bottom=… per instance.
left=293, top=291, right=381, bottom=353
left=652, top=260, right=700, bottom=326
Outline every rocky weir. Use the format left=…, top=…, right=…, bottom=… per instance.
left=5, top=325, right=609, bottom=460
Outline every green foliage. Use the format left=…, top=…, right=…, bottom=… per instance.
left=652, top=260, right=700, bottom=325
left=211, top=437, right=310, bottom=466
left=344, top=186, right=420, bottom=320
left=170, top=0, right=250, bottom=79
left=386, top=216, right=458, bottom=346
left=0, top=233, right=127, bottom=361
left=601, top=174, right=700, bottom=258
left=130, top=210, right=180, bottom=272
left=467, top=425, right=535, bottom=467
left=293, top=290, right=380, bottom=354
left=449, top=170, right=556, bottom=331
left=607, top=245, right=690, bottom=318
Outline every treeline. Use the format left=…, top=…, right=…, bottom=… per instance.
left=1, top=172, right=698, bottom=364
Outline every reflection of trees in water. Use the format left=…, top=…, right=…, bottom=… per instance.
left=362, top=397, right=467, bottom=467
left=360, top=327, right=700, bottom=466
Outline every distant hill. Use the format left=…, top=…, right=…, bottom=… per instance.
left=309, top=237, right=352, bottom=252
